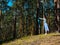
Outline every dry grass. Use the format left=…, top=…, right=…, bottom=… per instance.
left=2, top=33, right=60, bottom=45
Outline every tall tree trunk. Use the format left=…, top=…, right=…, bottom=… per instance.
left=47, top=10, right=50, bottom=31
left=55, top=0, right=60, bottom=32
left=13, top=16, right=16, bottom=39
left=0, top=10, right=2, bottom=44
left=35, top=0, right=39, bottom=35
left=0, top=10, right=1, bottom=28
left=19, top=15, right=23, bottom=37
left=56, top=15, right=60, bottom=32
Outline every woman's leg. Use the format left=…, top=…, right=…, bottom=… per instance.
left=45, top=30, right=47, bottom=35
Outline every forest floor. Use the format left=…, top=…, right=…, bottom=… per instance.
left=1, top=33, right=60, bottom=45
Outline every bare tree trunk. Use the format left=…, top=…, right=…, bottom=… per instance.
left=55, top=0, right=60, bottom=32
left=13, top=16, right=16, bottom=39
left=0, top=10, right=2, bottom=44
left=35, top=0, right=39, bottom=35
left=47, top=10, right=50, bottom=31
left=19, top=15, right=23, bottom=37
left=56, top=15, right=60, bottom=32
left=31, top=18, right=34, bottom=36
left=0, top=10, right=1, bottom=28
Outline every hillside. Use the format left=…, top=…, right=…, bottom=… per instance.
left=1, top=33, right=60, bottom=45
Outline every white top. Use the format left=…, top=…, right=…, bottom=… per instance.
left=39, top=18, right=46, bottom=23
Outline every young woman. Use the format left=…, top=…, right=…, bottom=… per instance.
left=39, top=15, right=49, bottom=35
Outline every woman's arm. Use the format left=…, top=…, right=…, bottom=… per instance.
left=39, top=18, right=44, bottom=20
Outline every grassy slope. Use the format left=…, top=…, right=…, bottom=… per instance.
left=2, top=33, right=60, bottom=45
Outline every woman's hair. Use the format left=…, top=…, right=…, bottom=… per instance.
left=43, top=15, right=47, bottom=18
